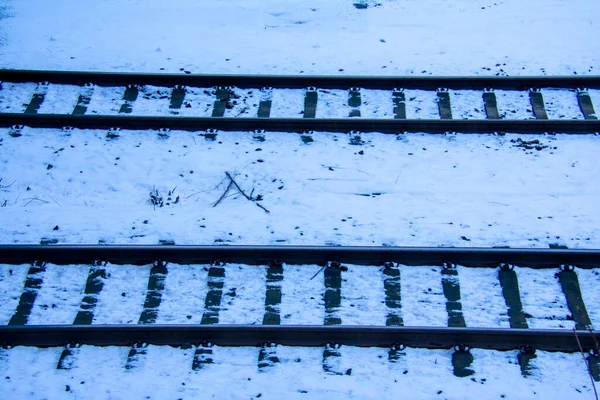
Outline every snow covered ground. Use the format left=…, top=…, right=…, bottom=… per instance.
left=0, top=345, right=596, bottom=399
left=1, top=127, right=598, bottom=248
left=0, top=0, right=598, bottom=76
left=0, top=0, right=599, bottom=398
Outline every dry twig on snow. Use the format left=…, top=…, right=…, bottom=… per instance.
left=212, top=172, right=270, bottom=214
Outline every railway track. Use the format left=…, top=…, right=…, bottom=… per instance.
left=0, top=70, right=599, bottom=134
left=1, top=71, right=599, bottom=386
left=1, top=245, right=599, bottom=379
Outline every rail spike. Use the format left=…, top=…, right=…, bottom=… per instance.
left=519, top=344, right=535, bottom=354
left=383, top=261, right=397, bottom=269
left=454, top=344, right=470, bottom=352
left=560, top=264, right=575, bottom=272
left=390, top=343, right=405, bottom=351
left=499, top=263, right=515, bottom=271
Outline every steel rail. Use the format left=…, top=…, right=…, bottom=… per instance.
left=1, top=69, right=600, bottom=90
left=0, top=325, right=596, bottom=351
left=1, top=245, right=599, bottom=267
left=1, top=114, right=599, bottom=134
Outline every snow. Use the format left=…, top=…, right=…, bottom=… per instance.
left=587, top=89, right=600, bottom=118
left=27, top=264, right=89, bottom=325
left=0, top=264, right=29, bottom=324
left=0, top=0, right=597, bottom=77
left=0, top=0, right=599, bottom=398
left=495, top=90, right=535, bottom=120
left=36, top=84, right=81, bottom=115
left=576, top=268, right=600, bottom=328
left=449, top=91, right=487, bottom=120
left=542, top=89, right=584, bottom=120
left=85, top=86, right=126, bottom=115
left=154, top=264, right=209, bottom=324
left=458, top=266, right=510, bottom=328
left=336, top=265, right=387, bottom=325
left=224, top=88, right=262, bottom=118
left=0, top=345, right=596, bottom=399
left=314, top=90, right=350, bottom=118
left=280, top=264, right=325, bottom=325
left=404, top=90, right=440, bottom=119
left=175, top=87, right=215, bottom=117
left=2, top=128, right=598, bottom=248
left=131, top=85, right=175, bottom=116
left=360, top=90, right=394, bottom=119
left=218, top=264, right=266, bottom=325
left=400, top=266, right=446, bottom=326
left=0, top=82, right=37, bottom=112
left=517, top=267, right=574, bottom=329
left=269, top=89, right=306, bottom=118
left=91, top=264, right=150, bottom=324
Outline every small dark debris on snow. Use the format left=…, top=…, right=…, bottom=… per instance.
left=53, top=225, right=59, bottom=231
left=301, top=135, right=314, bottom=144
left=511, top=138, right=548, bottom=151
left=47, top=164, right=54, bottom=170
left=349, top=135, right=364, bottom=145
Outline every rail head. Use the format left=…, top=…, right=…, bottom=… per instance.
left=0, top=245, right=599, bottom=268
left=1, top=114, right=600, bottom=134
left=0, top=325, right=597, bottom=352
left=2, top=69, right=600, bottom=90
